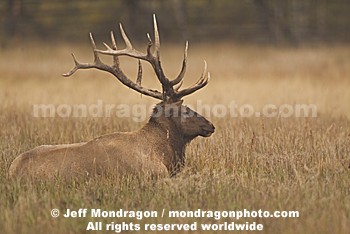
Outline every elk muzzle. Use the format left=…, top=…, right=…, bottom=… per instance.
left=200, top=122, right=215, bottom=137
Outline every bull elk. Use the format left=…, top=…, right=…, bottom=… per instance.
left=9, top=15, right=215, bottom=179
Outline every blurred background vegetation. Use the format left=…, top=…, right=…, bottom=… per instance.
left=1, top=0, right=349, bottom=46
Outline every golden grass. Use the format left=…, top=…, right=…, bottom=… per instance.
left=0, top=42, right=349, bottom=233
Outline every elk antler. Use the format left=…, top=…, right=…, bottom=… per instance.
left=63, top=14, right=210, bottom=102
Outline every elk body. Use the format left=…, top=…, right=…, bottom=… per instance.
left=9, top=15, right=214, bottom=179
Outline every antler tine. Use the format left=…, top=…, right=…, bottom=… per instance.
left=146, top=33, right=153, bottom=56
left=136, top=60, right=142, bottom=85
left=62, top=33, right=103, bottom=77
left=110, top=31, right=118, bottom=49
left=103, top=42, right=113, bottom=51
left=62, top=54, right=80, bottom=77
left=89, top=33, right=102, bottom=64
left=194, top=60, right=208, bottom=85
left=61, top=54, right=102, bottom=78
left=171, top=41, right=188, bottom=86
left=110, top=31, right=119, bottom=67
left=95, top=27, right=147, bottom=60
left=153, top=14, right=160, bottom=57
left=174, top=60, right=210, bottom=99
left=119, top=23, right=133, bottom=49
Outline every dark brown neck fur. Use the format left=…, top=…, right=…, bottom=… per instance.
left=140, top=116, right=193, bottom=176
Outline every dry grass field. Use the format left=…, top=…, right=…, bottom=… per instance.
left=0, top=41, right=349, bottom=233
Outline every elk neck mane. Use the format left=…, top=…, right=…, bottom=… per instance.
left=138, top=105, right=195, bottom=174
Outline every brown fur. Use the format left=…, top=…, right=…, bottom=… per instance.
left=9, top=102, right=214, bottom=179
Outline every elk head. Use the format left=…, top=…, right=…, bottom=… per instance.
left=63, top=15, right=214, bottom=138
left=150, top=101, right=214, bottom=140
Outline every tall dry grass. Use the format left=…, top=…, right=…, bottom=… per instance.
left=0, top=42, right=349, bottom=233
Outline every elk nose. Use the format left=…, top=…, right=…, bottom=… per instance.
left=209, top=123, right=215, bottom=132
left=203, top=122, right=215, bottom=133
